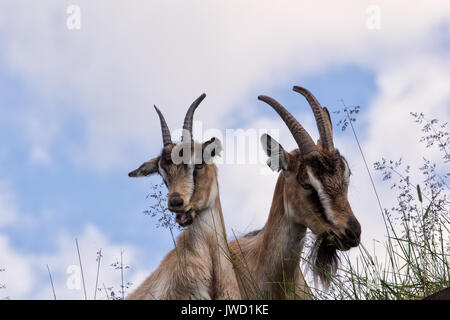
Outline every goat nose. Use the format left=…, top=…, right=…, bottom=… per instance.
left=169, top=197, right=184, bottom=209
left=345, top=219, right=361, bottom=246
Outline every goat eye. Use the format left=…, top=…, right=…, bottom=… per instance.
left=302, top=184, right=313, bottom=190
left=195, top=164, right=204, bottom=170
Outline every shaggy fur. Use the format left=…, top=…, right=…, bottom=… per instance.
left=309, top=234, right=340, bottom=288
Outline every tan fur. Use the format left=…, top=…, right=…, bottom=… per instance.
left=128, top=144, right=240, bottom=300
left=230, top=173, right=310, bottom=299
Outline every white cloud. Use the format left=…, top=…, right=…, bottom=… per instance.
left=366, top=54, right=450, bottom=167
left=0, top=183, right=152, bottom=300
left=0, top=235, right=35, bottom=299
left=1, top=1, right=449, bottom=170
left=28, top=224, right=153, bottom=300
left=0, top=182, right=19, bottom=228
left=0, top=223, right=153, bottom=300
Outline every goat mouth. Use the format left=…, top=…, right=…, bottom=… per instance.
left=175, top=208, right=193, bottom=227
left=335, top=239, right=352, bottom=251
left=334, top=236, right=356, bottom=251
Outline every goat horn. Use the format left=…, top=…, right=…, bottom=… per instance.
left=154, top=105, right=172, bottom=146
left=258, top=95, right=318, bottom=156
left=182, top=93, right=206, bottom=141
left=292, top=86, right=334, bottom=151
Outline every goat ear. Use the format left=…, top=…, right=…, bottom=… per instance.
left=202, top=137, right=222, bottom=164
left=260, top=134, right=288, bottom=172
left=128, top=156, right=160, bottom=177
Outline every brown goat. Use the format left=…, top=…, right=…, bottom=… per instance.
left=230, top=87, right=361, bottom=299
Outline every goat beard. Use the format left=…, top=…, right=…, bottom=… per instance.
left=308, top=234, right=340, bottom=290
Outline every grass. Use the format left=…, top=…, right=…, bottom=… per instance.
left=307, top=193, right=449, bottom=300
left=302, top=108, right=450, bottom=300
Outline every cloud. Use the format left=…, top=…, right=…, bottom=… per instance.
left=1, top=1, right=449, bottom=171
left=366, top=54, right=450, bottom=167
left=0, top=181, right=19, bottom=228
left=28, top=224, right=152, bottom=300
left=0, top=235, right=35, bottom=299
left=0, top=182, right=152, bottom=300
left=0, top=181, right=34, bottom=298
left=0, top=223, right=153, bottom=300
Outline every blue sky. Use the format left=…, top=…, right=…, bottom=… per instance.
left=1, top=64, right=375, bottom=247
left=0, top=1, right=449, bottom=299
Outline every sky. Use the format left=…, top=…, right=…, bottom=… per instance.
left=0, top=1, right=449, bottom=299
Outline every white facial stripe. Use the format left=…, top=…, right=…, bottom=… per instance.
left=307, top=169, right=337, bottom=224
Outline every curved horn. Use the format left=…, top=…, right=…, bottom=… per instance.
left=292, top=86, right=334, bottom=151
left=322, top=106, right=333, bottom=137
left=182, top=93, right=206, bottom=141
left=154, top=105, right=172, bottom=146
left=258, top=95, right=318, bottom=156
